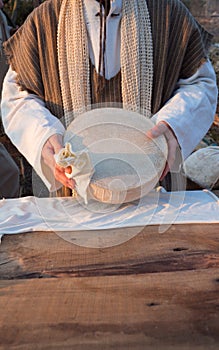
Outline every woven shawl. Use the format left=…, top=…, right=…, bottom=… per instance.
left=4, top=0, right=212, bottom=125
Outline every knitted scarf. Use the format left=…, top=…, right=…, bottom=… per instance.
left=3, top=0, right=212, bottom=126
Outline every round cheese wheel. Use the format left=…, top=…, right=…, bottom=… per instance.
left=64, top=108, right=168, bottom=203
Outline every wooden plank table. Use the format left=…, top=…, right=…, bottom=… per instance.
left=0, top=223, right=219, bottom=349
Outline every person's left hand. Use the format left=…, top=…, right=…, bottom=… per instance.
left=146, top=121, right=179, bottom=180
left=41, top=134, right=75, bottom=189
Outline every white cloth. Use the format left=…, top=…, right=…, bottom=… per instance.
left=54, top=142, right=94, bottom=204
left=0, top=189, right=218, bottom=247
left=0, top=0, right=218, bottom=191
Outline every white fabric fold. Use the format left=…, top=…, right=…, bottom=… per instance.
left=0, top=190, right=218, bottom=244
left=54, top=142, right=94, bottom=204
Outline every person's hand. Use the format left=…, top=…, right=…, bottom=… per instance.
left=41, top=134, right=75, bottom=189
left=146, top=121, right=179, bottom=180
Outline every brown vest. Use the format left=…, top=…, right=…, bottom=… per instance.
left=90, top=65, right=122, bottom=106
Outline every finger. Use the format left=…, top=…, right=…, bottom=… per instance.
left=160, top=138, right=177, bottom=181
left=65, top=166, right=72, bottom=174
left=160, top=163, right=170, bottom=181
left=166, top=130, right=180, bottom=167
left=55, top=164, right=73, bottom=178
left=55, top=170, right=76, bottom=189
left=54, top=165, right=76, bottom=189
left=146, top=122, right=168, bottom=139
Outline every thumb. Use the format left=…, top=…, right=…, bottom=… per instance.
left=50, top=134, right=64, bottom=154
left=146, top=122, right=168, bottom=139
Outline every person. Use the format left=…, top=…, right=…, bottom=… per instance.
left=0, top=0, right=19, bottom=198
left=0, top=0, right=11, bottom=92
left=0, top=0, right=218, bottom=196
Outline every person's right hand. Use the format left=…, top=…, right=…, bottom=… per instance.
left=146, top=121, right=179, bottom=180
left=41, top=134, right=75, bottom=189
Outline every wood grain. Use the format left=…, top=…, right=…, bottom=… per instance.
left=0, top=223, right=219, bottom=349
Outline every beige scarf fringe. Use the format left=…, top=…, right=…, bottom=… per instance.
left=57, top=0, right=153, bottom=127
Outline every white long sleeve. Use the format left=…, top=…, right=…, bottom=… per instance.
left=152, top=60, right=218, bottom=159
left=1, top=67, right=65, bottom=191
